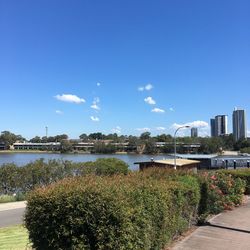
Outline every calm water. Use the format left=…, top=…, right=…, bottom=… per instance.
left=0, top=153, right=173, bottom=171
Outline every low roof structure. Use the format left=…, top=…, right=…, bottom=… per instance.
left=134, top=158, right=200, bottom=171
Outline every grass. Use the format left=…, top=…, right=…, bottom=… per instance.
left=0, top=225, right=30, bottom=250
left=0, top=195, right=16, bottom=204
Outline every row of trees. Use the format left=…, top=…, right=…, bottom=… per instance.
left=1, top=130, right=250, bottom=154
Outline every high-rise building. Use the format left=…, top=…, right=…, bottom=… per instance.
left=215, top=115, right=228, bottom=136
left=191, top=127, right=198, bottom=137
left=233, top=108, right=247, bottom=141
left=210, top=118, right=215, bottom=137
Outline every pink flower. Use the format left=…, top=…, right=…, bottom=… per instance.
left=210, top=175, right=217, bottom=180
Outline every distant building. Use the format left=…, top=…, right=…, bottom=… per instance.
left=191, top=127, right=198, bottom=137
left=13, top=142, right=61, bottom=151
left=215, top=115, right=228, bottom=136
left=233, top=108, right=247, bottom=141
left=210, top=118, right=215, bottom=137
left=210, top=115, right=228, bottom=137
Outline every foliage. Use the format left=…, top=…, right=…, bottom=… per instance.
left=240, top=147, right=250, bottom=154
left=0, top=158, right=129, bottom=196
left=0, top=195, right=16, bottom=203
left=198, top=171, right=245, bottom=216
left=25, top=170, right=200, bottom=250
left=92, top=142, right=116, bottom=154
left=0, top=131, right=26, bottom=149
left=60, top=140, right=73, bottom=153
left=94, top=158, right=129, bottom=175
left=219, top=169, right=250, bottom=194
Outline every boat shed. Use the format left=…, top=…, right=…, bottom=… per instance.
left=134, top=159, right=200, bottom=172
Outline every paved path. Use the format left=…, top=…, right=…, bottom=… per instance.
left=173, top=196, right=250, bottom=250
left=0, top=201, right=26, bottom=228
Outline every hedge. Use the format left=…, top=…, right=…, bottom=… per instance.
left=25, top=170, right=200, bottom=250
left=218, top=169, right=250, bottom=194
left=24, top=168, right=247, bottom=249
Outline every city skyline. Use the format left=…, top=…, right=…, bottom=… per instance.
left=0, top=1, right=250, bottom=139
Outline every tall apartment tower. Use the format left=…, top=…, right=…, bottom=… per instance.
left=191, top=127, right=198, bottom=137
left=210, top=118, right=215, bottom=137
left=215, top=115, right=228, bottom=136
left=233, top=108, right=247, bottom=141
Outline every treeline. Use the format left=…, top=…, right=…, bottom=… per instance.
left=1, top=130, right=250, bottom=154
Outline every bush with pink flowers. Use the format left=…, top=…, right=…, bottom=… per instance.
left=198, top=171, right=245, bottom=216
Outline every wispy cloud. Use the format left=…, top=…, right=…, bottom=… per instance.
left=97, top=82, right=101, bottom=87
left=169, top=107, right=174, bottom=112
left=136, top=127, right=151, bottom=132
left=55, top=94, right=85, bottom=104
left=112, top=126, right=122, bottom=134
left=90, top=97, right=100, bottom=110
left=152, top=108, right=165, bottom=113
left=90, top=116, right=100, bottom=122
left=144, top=96, right=156, bottom=105
left=55, top=110, right=63, bottom=115
left=138, top=83, right=153, bottom=91
left=171, top=120, right=209, bottom=130
left=248, top=131, right=250, bottom=137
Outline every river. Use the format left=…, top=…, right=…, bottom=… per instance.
left=0, top=153, right=173, bottom=171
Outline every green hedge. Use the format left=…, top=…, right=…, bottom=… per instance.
left=218, top=169, right=250, bottom=194
left=25, top=170, right=200, bottom=250
left=24, top=168, right=247, bottom=249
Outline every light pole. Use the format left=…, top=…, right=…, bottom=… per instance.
left=174, top=125, right=191, bottom=170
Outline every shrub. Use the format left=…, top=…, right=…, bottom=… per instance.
left=0, top=158, right=129, bottom=196
left=198, top=171, right=245, bottom=215
left=25, top=170, right=200, bottom=250
left=219, top=169, right=250, bottom=194
left=94, top=158, right=129, bottom=175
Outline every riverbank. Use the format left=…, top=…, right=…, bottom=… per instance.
left=0, top=150, right=57, bottom=154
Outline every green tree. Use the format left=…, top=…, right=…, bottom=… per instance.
left=140, top=132, right=151, bottom=141
left=79, top=133, right=88, bottom=141
left=60, top=140, right=73, bottom=153
left=0, top=131, right=25, bottom=149
left=29, top=136, right=42, bottom=143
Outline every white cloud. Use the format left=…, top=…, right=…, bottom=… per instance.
left=136, top=128, right=151, bottom=132
left=248, top=131, right=250, bottom=137
left=55, top=110, right=63, bottom=115
left=169, top=107, right=174, bottom=112
left=138, top=83, right=153, bottom=91
left=90, top=116, right=100, bottom=122
left=97, top=82, right=101, bottom=86
left=91, top=104, right=100, bottom=110
left=156, top=127, right=166, bottom=131
left=145, top=84, right=153, bottom=91
left=152, top=108, right=165, bottom=113
left=144, top=96, right=156, bottom=105
left=55, top=94, right=85, bottom=104
left=90, top=97, right=100, bottom=110
left=112, top=126, right=122, bottom=134
left=171, top=120, right=209, bottom=130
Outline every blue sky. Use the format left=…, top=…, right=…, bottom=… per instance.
left=0, top=0, right=249, bottom=139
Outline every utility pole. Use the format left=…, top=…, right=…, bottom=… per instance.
left=45, top=126, right=48, bottom=138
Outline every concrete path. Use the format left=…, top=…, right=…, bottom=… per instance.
left=0, top=201, right=26, bottom=227
left=172, top=196, right=250, bottom=250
